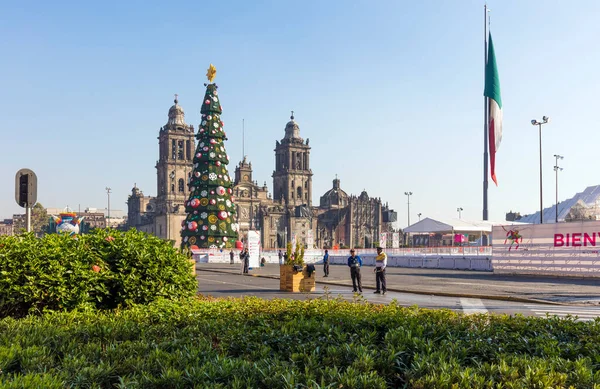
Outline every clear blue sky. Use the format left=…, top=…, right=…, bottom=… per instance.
left=1, top=0, right=599, bottom=227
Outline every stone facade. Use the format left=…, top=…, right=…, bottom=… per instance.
left=127, top=103, right=395, bottom=250
left=127, top=97, right=195, bottom=247
left=0, top=219, right=13, bottom=236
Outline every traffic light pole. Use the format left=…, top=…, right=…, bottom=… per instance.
left=25, top=205, right=31, bottom=233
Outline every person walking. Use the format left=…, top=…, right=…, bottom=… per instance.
left=373, top=246, right=387, bottom=294
left=347, top=249, right=362, bottom=293
left=229, top=250, right=235, bottom=265
left=323, top=249, right=330, bottom=277
left=278, top=249, right=284, bottom=265
left=241, top=248, right=250, bottom=274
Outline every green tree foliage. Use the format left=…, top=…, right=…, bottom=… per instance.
left=181, top=81, right=237, bottom=250
left=12, top=203, right=48, bottom=235
left=0, top=229, right=196, bottom=318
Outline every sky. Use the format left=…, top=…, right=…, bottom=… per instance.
left=1, top=0, right=599, bottom=228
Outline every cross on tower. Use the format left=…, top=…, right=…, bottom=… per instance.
left=174, top=94, right=178, bottom=103
left=290, top=110, right=294, bottom=120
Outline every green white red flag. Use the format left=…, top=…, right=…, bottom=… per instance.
left=484, top=32, right=502, bottom=186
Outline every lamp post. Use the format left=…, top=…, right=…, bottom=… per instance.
left=531, top=116, right=549, bottom=224
left=457, top=207, right=463, bottom=219
left=105, top=187, right=111, bottom=220
left=554, top=154, right=564, bottom=223
left=404, top=192, right=412, bottom=226
left=417, top=213, right=422, bottom=221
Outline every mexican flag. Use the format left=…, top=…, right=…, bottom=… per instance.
left=484, top=32, right=502, bottom=186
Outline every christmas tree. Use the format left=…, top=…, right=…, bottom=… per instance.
left=181, top=65, right=238, bottom=250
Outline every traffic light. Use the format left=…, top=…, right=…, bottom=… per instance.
left=18, top=174, right=29, bottom=207
left=14, top=169, right=37, bottom=209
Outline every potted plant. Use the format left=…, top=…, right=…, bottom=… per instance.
left=279, top=242, right=315, bottom=292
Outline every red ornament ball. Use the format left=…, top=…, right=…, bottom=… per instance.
left=205, top=99, right=210, bottom=104
left=187, top=221, right=198, bottom=231
left=191, top=198, right=200, bottom=208
left=218, top=211, right=228, bottom=220
left=216, top=161, right=221, bottom=166
left=209, top=199, right=216, bottom=205
left=196, top=152, right=202, bottom=158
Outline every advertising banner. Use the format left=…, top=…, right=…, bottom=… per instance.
left=379, top=232, right=387, bottom=248
left=247, top=230, right=261, bottom=269
left=392, top=232, right=400, bottom=248
left=492, top=221, right=600, bottom=276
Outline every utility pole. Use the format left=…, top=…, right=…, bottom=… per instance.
left=105, top=187, right=112, bottom=219
left=554, top=154, right=564, bottom=223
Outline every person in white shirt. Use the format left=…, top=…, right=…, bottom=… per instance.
left=373, top=246, right=387, bottom=294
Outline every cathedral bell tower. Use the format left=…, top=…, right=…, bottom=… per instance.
left=272, top=112, right=313, bottom=207
left=155, top=96, right=195, bottom=239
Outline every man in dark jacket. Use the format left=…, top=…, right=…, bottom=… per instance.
left=240, top=248, right=250, bottom=274
left=323, top=249, right=330, bottom=277
left=347, top=249, right=362, bottom=293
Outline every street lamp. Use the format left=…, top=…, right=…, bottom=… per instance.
left=404, top=192, right=412, bottom=226
left=457, top=207, right=463, bottom=219
left=531, top=116, right=549, bottom=224
left=554, top=154, right=564, bottom=223
left=417, top=213, right=422, bottom=221
left=105, top=187, right=111, bottom=219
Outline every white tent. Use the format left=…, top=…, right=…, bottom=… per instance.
left=403, top=217, right=525, bottom=234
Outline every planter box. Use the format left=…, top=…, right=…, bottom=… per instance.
left=280, top=265, right=316, bottom=292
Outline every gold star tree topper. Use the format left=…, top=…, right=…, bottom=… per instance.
left=206, top=64, right=217, bottom=83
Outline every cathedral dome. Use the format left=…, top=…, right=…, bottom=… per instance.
left=284, top=112, right=301, bottom=140
left=167, top=97, right=186, bottom=126
left=320, top=178, right=348, bottom=209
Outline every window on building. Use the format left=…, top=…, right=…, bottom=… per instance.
left=171, top=140, right=176, bottom=160
left=178, top=140, right=185, bottom=160
left=297, top=187, right=302, bottom=199
left=171, top=184, right=175, bottom=193
left=178, top=178, right=185, bottom=192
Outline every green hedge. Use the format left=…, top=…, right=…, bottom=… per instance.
left=0, top=297, right=599, bottom=388
left=0, top=229, right=196, bottom=318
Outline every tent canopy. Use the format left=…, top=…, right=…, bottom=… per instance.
left=403, top=217, right=526, bottom=234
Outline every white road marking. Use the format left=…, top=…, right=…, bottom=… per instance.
left=460, top=298, right=488, bottom=314
left=196, top=276, right=274, bottom=290
left=525, top=305, right=600, bottom=322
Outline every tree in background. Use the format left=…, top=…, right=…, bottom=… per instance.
left=180, top=65, right=238, bottom=250
left=13, top=203, right=48, bottom=236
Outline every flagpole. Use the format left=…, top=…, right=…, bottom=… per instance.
left=483, top=4, right=489, bottom=222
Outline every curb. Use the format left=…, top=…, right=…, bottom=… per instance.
left=196, top=268, right=569, bottom=306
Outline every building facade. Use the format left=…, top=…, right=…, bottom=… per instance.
left=127, top=97, right=195, bottom=247
left=127, top=103, right=395, bottom=249
left=0, top=219, right=13, bottom=236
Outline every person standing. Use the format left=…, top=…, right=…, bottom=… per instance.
left=241, top=248, right=250, bottom=274
left=373, top=246, right=387, bottom=294
left=323, top=249, right=330, bottom=277
left=347, top=249, right=362, bottom=293
left=278, top=249, right=284, bottom=265
left=229, top=250, right=235, bottom=265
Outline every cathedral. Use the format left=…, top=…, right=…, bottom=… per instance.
left=127, top=99, right=396, bottom=249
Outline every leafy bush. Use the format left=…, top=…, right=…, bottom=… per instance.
left=0, top=229, right=196, bottom=318
left=0, top=297, right=599, bottom=388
